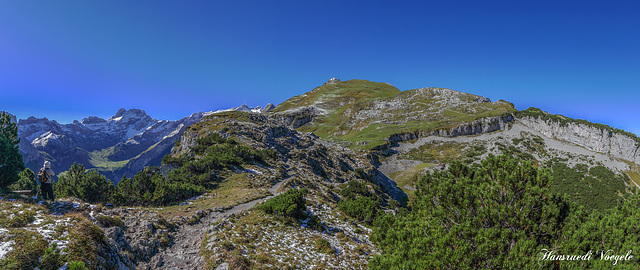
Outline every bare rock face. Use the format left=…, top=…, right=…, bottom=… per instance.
left=519, top=116, right=640, bottom=164
left=263, top=103, right=276, bottom=112
left=386, top=114, right=516, bottom=145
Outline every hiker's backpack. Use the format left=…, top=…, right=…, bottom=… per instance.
left=37, top=168, right=48, bottom=184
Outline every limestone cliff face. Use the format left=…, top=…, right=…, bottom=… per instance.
left=383, top=113, right=640, bottom=165
left=386, top=114, right=515, bottom=144
left=518, top=116, right=640, bottom=164
left=274, top=107, right=317, bottom=129
left=171, top=129, right=199, bottom=157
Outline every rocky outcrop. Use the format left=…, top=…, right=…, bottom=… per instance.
left=519, top=116, right=640, bottom=164
left=386, top=114, right=515, bottom=145
left=273, top=107, right=317, bottom=129
left=263, top=103, right=276, bottom=112
left=379, top=111, right=640, bottom=165
left=170, top=111, right=407, bottom=204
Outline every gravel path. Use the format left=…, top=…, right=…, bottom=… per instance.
left=140, top=181, right=286, bottom=270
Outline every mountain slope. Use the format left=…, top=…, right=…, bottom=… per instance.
left=272, top=79, right=516, bottom=149
left=270, top=79, right=639, bottom=206
left=158, top=110, right=406, bottom=268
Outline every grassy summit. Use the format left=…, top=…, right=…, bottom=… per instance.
left=273, top=79, right=401, bottom=112
left=273, top=79, right=516, bottom=149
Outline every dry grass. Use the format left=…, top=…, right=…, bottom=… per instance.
left=203, top=209, right=375, bottom=269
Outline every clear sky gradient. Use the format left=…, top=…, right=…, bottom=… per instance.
left=0, top=1, right=638, bottom=134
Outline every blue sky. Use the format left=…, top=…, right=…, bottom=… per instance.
left=0, top=1, right=638, bottom=134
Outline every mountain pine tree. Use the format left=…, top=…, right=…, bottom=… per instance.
left=10, top=168, right=37, bottom=193
left=371, top=154, right=573, bottom=269
left=54, top=163, right=114, bottom=203
left=0, top=111, right=24, bottom=188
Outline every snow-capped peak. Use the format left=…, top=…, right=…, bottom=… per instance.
left=108, top=108, right=150, bottom=123
left=203, top=103, right=276, bottom=116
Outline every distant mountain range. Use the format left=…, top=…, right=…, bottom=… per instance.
left=17, top=104, right=274, bottom=182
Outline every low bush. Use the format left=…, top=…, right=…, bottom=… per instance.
left=67, top=261, right=89, bottom=270
left=314, top=238, right=334, bottom=254
left=338, top=180, right=380, bottom=224
left=340, top=180, right=370, bottom=200
left=259, top=188, right=308, bottom=220
left=0, top=208, right=36, bottom=228
left=54, top=163, right=114, bottom=203
left=67, top=220, right=106, bottom=269
left=9, top=168, right=37, bottom=194
left=41, top=243, right=64, bottom=270
left=95, top=214, right=124, bottom=227
left=338, top=196, right=379, bottom=224
left=547, top=161, right=628, bottom=210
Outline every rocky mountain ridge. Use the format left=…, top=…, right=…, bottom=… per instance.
left=161, top=108, right=406, bottom=268
left=173, top=110, right=406, bottom=204
left=272, top=79, right=640, bottom=198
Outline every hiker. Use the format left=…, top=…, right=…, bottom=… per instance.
left=39, top=161, right=55, bottom=201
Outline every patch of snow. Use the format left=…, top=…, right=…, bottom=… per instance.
left=0, top=240, right=14, bottom=260
left=33, top=217, right=73, bottom=254
left=179, top=194, right=207, bottom=206
left=124, top=123, right=152, bottom=141
left=161, top=125, right=183, bottom=141
left=81, top=121, right=110, bottom=130
left=205, top=104, right=272, bottom=116
left=32, top=132, right=62, bottom=147
left=32, top=214, right=45, bottom=226
left=245, top=168, right=263, bottom=175
left=26, top=130, right=47, bottom=142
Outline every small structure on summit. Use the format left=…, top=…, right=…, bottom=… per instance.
left=323, top=77, right=340, bottom=85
